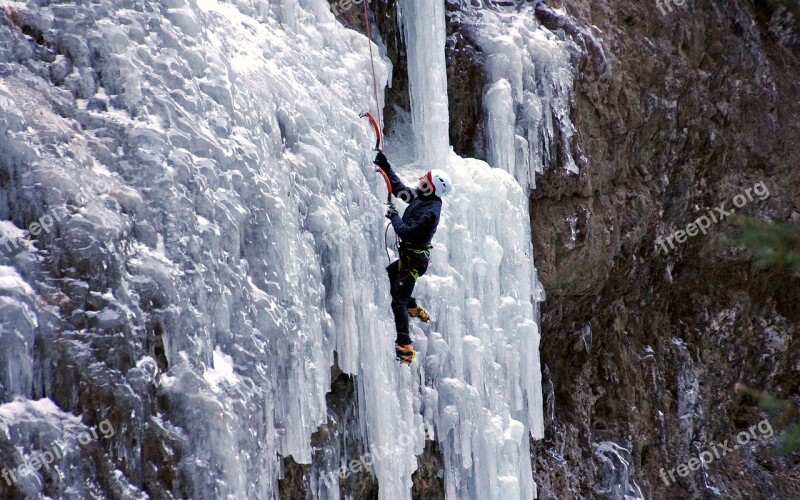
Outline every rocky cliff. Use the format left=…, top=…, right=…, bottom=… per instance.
left=529, top=0, right=799, bottom=498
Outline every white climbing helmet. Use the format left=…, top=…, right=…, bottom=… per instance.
left=427, top=169, right=452, bottom=197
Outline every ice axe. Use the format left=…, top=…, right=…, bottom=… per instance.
left=361, top=111, right=396, bottom=261
left=360, top=110, right=391, bottom=203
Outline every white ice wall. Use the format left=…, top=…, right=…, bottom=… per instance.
left=0, top=0, right=544, bottom=498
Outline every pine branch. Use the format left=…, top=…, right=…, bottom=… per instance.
left=736, top=384, right=800, bottom=454
left=731, top=216, right=800, bottom=272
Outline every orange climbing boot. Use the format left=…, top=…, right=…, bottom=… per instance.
left=395, top=343, right=417, bottom=365
left=408, top=304, right=430, bottom=323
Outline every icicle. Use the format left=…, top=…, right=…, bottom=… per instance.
left=399, top=0, right=450, bottom=169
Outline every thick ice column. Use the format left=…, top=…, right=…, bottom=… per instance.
left=400, top=0, right=450, bottom=169
left=485, top=79, right=516, bottom=177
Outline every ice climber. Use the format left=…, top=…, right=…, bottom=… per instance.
left=373, top=152, right=452, bottom=365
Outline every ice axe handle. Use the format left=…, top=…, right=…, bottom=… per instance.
left=360, top=111, right=383, bottom=151
left=375, top=167, right=392, bottom=204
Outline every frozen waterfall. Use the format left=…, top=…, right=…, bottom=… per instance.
left=395, top=0, right=543, bottom=498
left=0, top=0, right=545, bottom=498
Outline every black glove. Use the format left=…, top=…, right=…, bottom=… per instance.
left=373, top=151, right=391, bottom=173
left=385, top=203, right=398, bottom=220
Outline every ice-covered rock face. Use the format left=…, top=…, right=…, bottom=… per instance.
left=449, top=1, right=583, bottom=188
left=0, top=0, right=542, bottom=498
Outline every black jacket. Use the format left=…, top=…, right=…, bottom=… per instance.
left=386, top=168, right=442, bottom=249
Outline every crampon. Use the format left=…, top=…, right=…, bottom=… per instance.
left=395, top=343, right=417, bottom=365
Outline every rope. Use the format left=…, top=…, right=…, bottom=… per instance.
left=384, top=222, right=401, bottom=263
left=362, top=3, right=391, bottom=262
left=363, top=2, right=390, bottom=262
left=384, top=222, right=392, bottom=262
left=362, top=0, right=383, bottom=133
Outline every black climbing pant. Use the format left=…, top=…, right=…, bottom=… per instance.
left=386, top=247, right=430, bottom=345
